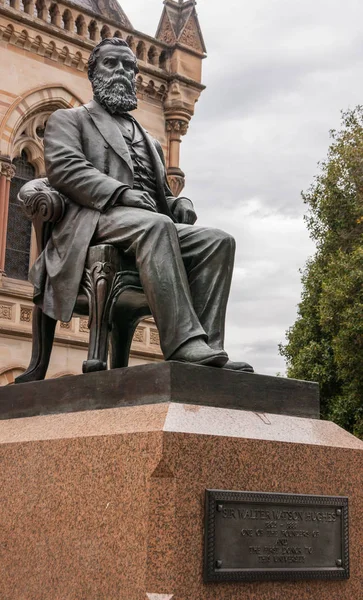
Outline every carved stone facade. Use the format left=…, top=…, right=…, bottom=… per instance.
left=0, top=0, right=206, bottom=383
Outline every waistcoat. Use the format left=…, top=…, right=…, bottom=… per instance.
left=115, top=114, right=158, bottom=201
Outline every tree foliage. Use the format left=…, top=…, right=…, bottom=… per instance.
left=280, top=107, right=363, bottom=439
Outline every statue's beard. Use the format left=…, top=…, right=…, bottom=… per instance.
left=92, top=72, right=138, bottom=114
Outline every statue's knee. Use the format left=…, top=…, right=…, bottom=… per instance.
left=211, top=228, right=236, bottom=251
left=145, top=213, right=174, bottom=233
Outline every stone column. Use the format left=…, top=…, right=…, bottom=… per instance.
left=0, top=161, right=16, bottom=274
left=165, top=117, right=189, bottom=196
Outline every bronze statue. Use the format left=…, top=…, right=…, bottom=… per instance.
left=30, top=38, right=253, bottom=372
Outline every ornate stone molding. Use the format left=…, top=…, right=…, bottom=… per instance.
left=0, top=14, right=170, bottom=77
left=166, top=119, right=189, bottom=136
left=0, top=162, right=16, bottom=180
left=79, top=318, right=89, bottom=333
left=156, top=12, right=176, bottom=45
left=136, top=75, right=168, bottom=102
left=20, top=306, right=32, bottom=323
left=0, top=303, right=13, bottom=319
left=156, top=0, right=206, bottom=54
left=167, top=167, right=185, bottom=196
left=149, top=328, right=160, bottom=346
left=165, top=116, right=189, bottom=193
left=179, top=13, right=204, bottom=53
left=133, top=326, right=146, bottom=343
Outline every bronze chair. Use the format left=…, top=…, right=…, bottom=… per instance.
left=15, top=178, right=152, bottom=384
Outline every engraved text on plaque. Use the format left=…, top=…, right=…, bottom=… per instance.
left=204, top=490, right=349, bottom=582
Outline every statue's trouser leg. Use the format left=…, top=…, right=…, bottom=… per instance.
left=175, top=223, right=236, bottom=351
left=94, top=207, right=207, bottom=358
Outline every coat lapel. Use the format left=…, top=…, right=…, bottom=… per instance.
left=84, top=100, right=133, bottom=174
left=132, top=120, right=175, bottom=220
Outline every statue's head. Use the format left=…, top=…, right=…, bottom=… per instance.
left=88, top=38, right=139, bottom=114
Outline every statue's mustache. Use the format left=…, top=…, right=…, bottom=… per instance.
left=96, top=73, right=135, bottom=91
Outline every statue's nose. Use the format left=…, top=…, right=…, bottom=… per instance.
left=115, top=62, right=125, bottom=74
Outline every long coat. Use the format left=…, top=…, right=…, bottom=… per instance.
left=30, top=100, right=176, bottom=323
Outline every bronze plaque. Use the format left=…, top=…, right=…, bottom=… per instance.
left=204, top=490, right=349, bottom=582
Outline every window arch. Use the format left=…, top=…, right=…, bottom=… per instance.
left=126, top=35, right=136, bottom=53
left=100, top=25, right=111, bottom=39
left=62, top=9, right=73, bottom=31
left=49, top=3, right=61, bottom=26
left=21, top=0, right=34, bottom=14
left=88, top=20, right=99, bottom=41
left=136, top=41, right=146, bottom=61
left=5, top=151, right=34, bottom=280
left=159, top=50, right=168, bottom=70
left=75, top=14, right=87, bottom=36
left=35, top=0, right=47, bottom=20
left=147, top=45, right=158, bottom=66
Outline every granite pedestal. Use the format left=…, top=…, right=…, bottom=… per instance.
left=0, top=363, right=362, bottom=600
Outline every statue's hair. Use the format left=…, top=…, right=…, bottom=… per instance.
left=87, top=38, right=138, bottom=82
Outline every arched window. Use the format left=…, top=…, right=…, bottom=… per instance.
left=88, top=20, right=98, bottom=41
left=100, top=25, right=111, bottom=39
left=75, top=14, right=87, bottom=36
left=147, top=46, right=158, bottom=66
left=136, top=41, right=146, bottom=61
left=62, top=9, right=73, bottom=31
left=126, top=35, right=136, bottom=53
left=159, top=50, right=168, bottom=70
left=22, top=0, right=34, bottom=14
left=35, top=0, right=47, bottom=20
left=5, top=151, right=34, bottom=280
left=49, top=3, right=61, bottom=26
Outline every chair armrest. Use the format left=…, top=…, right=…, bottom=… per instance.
left=18, top=177, right=67, bottom=224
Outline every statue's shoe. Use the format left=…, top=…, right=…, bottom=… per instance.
left=169, top=340, right=228, bottom=367
left=223, top=360, right=254, bottom=372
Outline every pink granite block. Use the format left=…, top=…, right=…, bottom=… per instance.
left=0, top=403, right=361, bottom=600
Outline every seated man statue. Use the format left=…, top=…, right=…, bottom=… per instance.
left=30, top=37, right=253, bottom=372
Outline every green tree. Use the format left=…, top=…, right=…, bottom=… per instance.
left=280, top=107, right=363, bottom=439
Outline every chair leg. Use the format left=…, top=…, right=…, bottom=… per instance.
left=81, top=245, right=120, bottom=374
left=110, top=305, right=152, bottom=369
left=15, top=306, right=57, bottom=383
left=110, top=316, right=138, bottom=369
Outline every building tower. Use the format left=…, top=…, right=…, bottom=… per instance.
left=0, top=0, right=206, bottom=383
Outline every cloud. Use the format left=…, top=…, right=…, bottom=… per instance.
left=121, top=0, right=363, bottom=375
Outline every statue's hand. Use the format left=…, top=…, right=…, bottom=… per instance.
left=119, top=189, right=157, bottom=212
left=172, top=198, right=197, bottom=224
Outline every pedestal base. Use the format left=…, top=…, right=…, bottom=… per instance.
left=0, top=399, right=362, bottom=599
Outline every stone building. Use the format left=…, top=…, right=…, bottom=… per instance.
left=0, top=0, right=206, bottom=384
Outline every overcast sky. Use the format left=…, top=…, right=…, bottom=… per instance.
left=121, top=0, right=363, bottom=375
